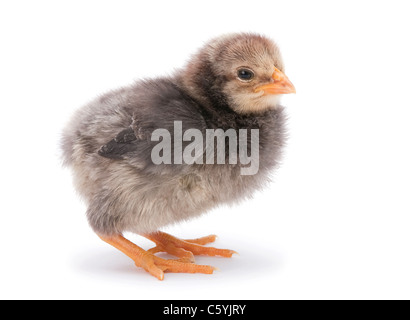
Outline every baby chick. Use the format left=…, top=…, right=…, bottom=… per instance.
left=61, top=33, right=295, bottom=280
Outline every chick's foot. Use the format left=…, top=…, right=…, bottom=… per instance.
left=144, top=231, right=237, bottom=262
left=99, top=233, right=215, bottom=280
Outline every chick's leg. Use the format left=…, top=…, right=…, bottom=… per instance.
left=145, top=231, right=237, bottom=261
left=98, top=234, right=215, bottom=280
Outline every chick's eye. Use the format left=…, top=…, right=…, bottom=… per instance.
left=237, top=69, right=254, bottom=81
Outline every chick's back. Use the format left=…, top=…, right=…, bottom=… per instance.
left=62, top=78, right=222, bottom=235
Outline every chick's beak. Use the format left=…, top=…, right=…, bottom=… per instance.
left=254, top=67, right=296, bottom=95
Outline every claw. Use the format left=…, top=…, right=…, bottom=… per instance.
left=98, top=232, right=235, bottom=280
left=145, top=231, right=236, bottom=258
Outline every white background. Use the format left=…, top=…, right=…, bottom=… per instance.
left=1, top=0, right=409, bottom=299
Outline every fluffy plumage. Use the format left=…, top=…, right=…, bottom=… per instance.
left=61, top=33, right=287, bottom=237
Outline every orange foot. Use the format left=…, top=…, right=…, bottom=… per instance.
left=145, top=231, right=237, bottom=262
left=99, top=231, right=236, bottom=280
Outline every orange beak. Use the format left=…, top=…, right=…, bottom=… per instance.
left=254, top=67, right=296, bottom=95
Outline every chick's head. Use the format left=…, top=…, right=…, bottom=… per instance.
left=182, top=33, right=295, bottom=114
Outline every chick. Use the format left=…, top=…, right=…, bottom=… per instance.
left=61, top=33, right=295, bottom=280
